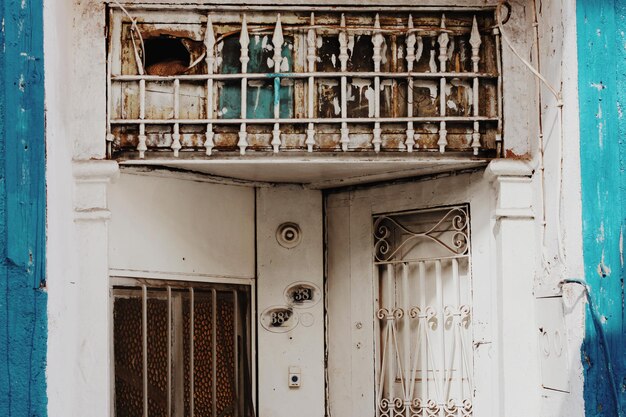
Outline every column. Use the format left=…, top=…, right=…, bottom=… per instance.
left=484, top=159, right=540, bottom=417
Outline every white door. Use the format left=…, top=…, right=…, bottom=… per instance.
left=326, top=172, right=496, bottom=417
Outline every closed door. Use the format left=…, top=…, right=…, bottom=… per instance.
left=326, top=174, right=494, bottom=417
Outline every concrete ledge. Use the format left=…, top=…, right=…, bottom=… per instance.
left=73, top=159, right=119, bottom=181
left=484, top=159, right=533, bottom=182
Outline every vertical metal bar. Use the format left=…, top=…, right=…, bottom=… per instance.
left=204, top=15, right=216, bottom=156
left=233, top=290, right=239, bottom=417
left=339, top=14, right=350, bottom=151
left=171, top=79, right=182, bottom=157
left=401, top=263, right=411, bottom=416
left=385, top=264, right=395, bottom=415
left=212, top=289, right=218, bottom=417
left=250, top=283, right=257, bottom=410
left=470, top=16, right=482, bottom=155
left=390, top=36, right=399, bottom=121
left=494, top=25, right=503, bottom=156
left=435, top=260, right=445, bottom=407
left=190, top=288, right=195, bottom=417
left=375, top=265, right=383, bottom=417
left=173, top=295, right=184, bottom=416
left=405, top=16, right=416, bottom=152
left=167, top=287, right=172, bottom=417
left=238, top=15, right=250, bottom=155
left=106, top=32, right=114, bottom=158
left=138, top=79, right=147, bottom=158
left=436, top=14, right=449, bottom=154
left=271, top=14, right=284, bottom=153
left=452, top=258, right=463, bottom=401
left=142, top=285, right=148, bottom=417
left=418, top=262, right=428, bottom=404
left=372, top=14, right=383, bottom=152
left=306, top=12, right=316, bottom=152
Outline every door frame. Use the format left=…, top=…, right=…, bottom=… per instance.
left=325, top=170, right=499, bottom=417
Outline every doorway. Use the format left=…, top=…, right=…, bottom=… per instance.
left=325, top=173, right=494, bottom=417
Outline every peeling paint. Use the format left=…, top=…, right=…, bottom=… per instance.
left=1, top=0, right=48, bottom=416
left=577, top=0, right=626, bottom=414
left=504, top=149, right=531, bottom=160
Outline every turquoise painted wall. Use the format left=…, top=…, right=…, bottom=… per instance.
left=577, top=0, right=626, bottom=415
left=0, top=0, right=47, bottom=416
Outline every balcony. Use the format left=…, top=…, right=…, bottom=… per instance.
left=107, top=6, right=502, bottom=186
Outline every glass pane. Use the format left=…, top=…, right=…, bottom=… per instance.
left=114, top=296, right=143, bottom=417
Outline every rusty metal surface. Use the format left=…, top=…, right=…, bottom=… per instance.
left=108, top=7, right=502, bottom=159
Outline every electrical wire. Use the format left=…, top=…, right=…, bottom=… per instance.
left=499, top=3, right=620, bottom=414
left=497, top=1, right=567, bottom=269
left=496, top=2, right=562, bottom=104
left=560, top=279, right=624, bottom=417
left=112, top=0, right=146, bottom=74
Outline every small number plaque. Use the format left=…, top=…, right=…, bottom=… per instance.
left=284, top=282, right=321, bottom=308
left=260, top=306, right=298, bottom=333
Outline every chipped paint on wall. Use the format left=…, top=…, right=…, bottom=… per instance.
left=577, top=0, right=626, bottom=414
left=0, top=0, right=47, bottom=416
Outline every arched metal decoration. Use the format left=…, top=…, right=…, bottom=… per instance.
left=373, top=205, right=469, bottom=262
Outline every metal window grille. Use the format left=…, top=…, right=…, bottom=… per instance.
left=373, top=205, right=473, bottom=417
left=107, top=7, right=502, bottom=158
left=112, top=280, right=254, bottom=417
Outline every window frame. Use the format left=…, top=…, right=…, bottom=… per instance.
left=109, top=275, right=257, bottom=417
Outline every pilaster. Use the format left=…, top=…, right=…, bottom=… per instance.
left=485, top=159, right=540, bottom=417
left=72, top=160, right=119, bottom=417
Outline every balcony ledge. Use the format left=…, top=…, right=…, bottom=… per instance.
left=117, top=152, right=493, bottom=189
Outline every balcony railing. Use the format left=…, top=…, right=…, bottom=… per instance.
left=107, top=7, right=502, bottom=159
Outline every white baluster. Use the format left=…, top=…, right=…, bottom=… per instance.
left=204, top=15, right=216, bottom=156
left=470, top=16, right=482, bottom=155
left=171, top=78, right=182, bottom=157
left=306, top=13, right=316, bottom=152
left=238, top=15, right=250, bottom=155
left=405, top=15, right=416, bottom=152
left=339, top=14, right=350, bottom=151
left=372, top=14, right=383, bottom=152
left=271, top=14, right=284, bottom=153
left=137, top=79, right=147, bottom=158
left=437, top=14, right=449, bottom=153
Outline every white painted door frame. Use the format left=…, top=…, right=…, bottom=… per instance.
left=326, top=160, right=539, bottom=417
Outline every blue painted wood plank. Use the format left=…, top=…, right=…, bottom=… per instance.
left=577, top=0, right=626, bottom=415
left=0, top=0, right=47, bottom=416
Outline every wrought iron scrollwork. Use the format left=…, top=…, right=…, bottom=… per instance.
left=377, top=307, right=404, bottom=321
left=373, top=206, right=470, bottom=262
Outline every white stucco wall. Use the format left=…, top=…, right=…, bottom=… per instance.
left=108, top=171, right=255, bottom=280
left=43, top=1, right=586, bottom=417
left=532, top=1, right=585, bottom=416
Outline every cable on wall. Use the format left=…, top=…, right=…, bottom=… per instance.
left=497, top=1, right=567, bottom=271
left=499, top=4, right=621, bottom=415
left=560, top=279, right=624, bottom=417
left=112, top=0, right=146, bottom=74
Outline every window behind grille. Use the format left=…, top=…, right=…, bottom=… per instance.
left=112, top=281, right=254, bottom=417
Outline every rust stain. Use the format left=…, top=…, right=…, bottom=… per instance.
left=505, top=150, right=531, bottom=160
